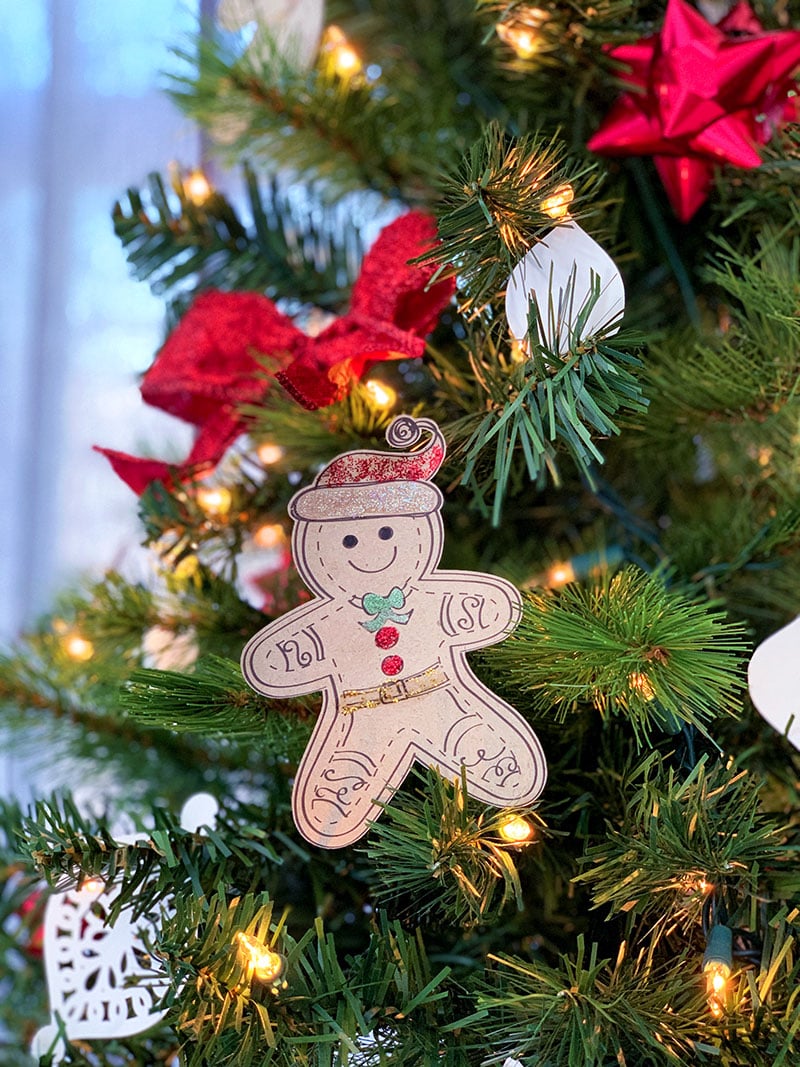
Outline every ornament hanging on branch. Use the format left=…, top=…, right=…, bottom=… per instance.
left=588, top=0, right=800, bottom=220
left=505, top=220, right=625, bottom=354
left=217, top=0, right=325, bottom=71
left=30, top=794, right=219, bottom=1064
left=96, top=212, right=454, bottom=494
left=748, top=617, right=800, bottom=750
left=241, top=416, right=548, bottom=849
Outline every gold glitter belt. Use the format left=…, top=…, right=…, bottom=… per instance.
left=340, top=663, right=449, bottom=714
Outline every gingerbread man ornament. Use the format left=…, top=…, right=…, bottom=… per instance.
left=241, top=417, right=547, bottom=848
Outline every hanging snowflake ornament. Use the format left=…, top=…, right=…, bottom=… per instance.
left=505, top=221, right=625, bottom=355
left=748, top=617, right=800, bottom=750
left=30, top=794, right=219, bottom=1064
left=217, top=0, right=326, bottom=70
left=241, top=416, right=547, bottom=849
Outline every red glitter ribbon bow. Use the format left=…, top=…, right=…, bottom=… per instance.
left=96, top=211, right=453, bottom=493
left=587, top=0, right=800, bottom=221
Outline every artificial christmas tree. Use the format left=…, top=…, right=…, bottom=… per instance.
left=2, top=1, right=800, bottom=1064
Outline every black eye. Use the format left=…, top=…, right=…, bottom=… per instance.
left=378, top=526, right=394, bottom=541
left=342, top=534, right=359, bottom=549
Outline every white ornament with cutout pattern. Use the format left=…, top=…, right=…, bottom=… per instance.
left=30, top=794, right=219, bottom=1064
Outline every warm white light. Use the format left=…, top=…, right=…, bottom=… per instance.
left=541, top=183, right=575, bottom=220
left=257, top=443, right=284, bottom=466
left=364, top=379, right=397, bottom=409
left=628, top=671, right=656, bottom=702
left=236, top=931, right=286, bottom=983
left=184, top=169, right=212, bottom=205
left=546, top=561, right=576, bottom=587
left=498, top=814, right=536, bottom=844
left=79, top=877, right=105, bottom=894
left=253, top=523, right=286, bottom=550
left=323, top=25, right=362, bottom=77
left=705, top=962, right=730, bottom=1017
left=495, top=9, right=550, bottom=59
left=196, top=486, right=233, bottom=517
left=64, top=634, right=94, bottom=662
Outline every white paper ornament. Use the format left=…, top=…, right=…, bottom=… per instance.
left=241, top=417, right=548, bottom=849
left=505, top=221, right=625, bottom=355
left=30, top=795, right=218, bottom=1062
left=217, top=0, right=325, bottom=70
left=748, top=616, right=800, bottom=750
left=179, top=792, right=220, bottom=834
left=30, top=879, right=169, bottom=1063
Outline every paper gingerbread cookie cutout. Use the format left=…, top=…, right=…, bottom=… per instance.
left=241, top=416, right=548, bottom=848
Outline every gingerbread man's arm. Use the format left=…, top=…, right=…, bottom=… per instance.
left=241, top=599, right=334, bottom=699
left=426, top=571, right=522, bottom=651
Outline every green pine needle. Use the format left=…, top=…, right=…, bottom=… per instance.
left=424, top=122, right=604, bottom=315
left=366, top=768, right=544, bottom=927
left=575, top=755, right=798, bottom=917
left=483, top=566, right=747, bottom=742
left=120, top=655, right=315, bottom=756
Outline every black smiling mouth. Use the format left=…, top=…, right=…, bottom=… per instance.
left=347, top=546, right=398, bottom=573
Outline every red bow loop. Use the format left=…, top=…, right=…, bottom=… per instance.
left=96, top=211, right=454, bottom=491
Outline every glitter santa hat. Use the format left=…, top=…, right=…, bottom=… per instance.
left=289, top=416, right=446, bottom=522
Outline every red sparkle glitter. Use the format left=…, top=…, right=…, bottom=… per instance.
left=375, top=626, right=399, bottom=649
left=381, top=655, right=404, bottom=676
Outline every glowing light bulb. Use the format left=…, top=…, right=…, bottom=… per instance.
left=546, top=561, right=576, bottom=587
left=705, top=963, right=729, bottom=1017
left=627, top=671, right=656, bottom=702
left=364, top=379, right=397, bottom=409
left=541, top=183, right=575, bottom=220
left=703, top=924, right=732, bottom=1018
left=64, top=633, right=94, bottom=662
left=79, top=877, right=105, bottom=894
left=257, top=442, right=284, bottom=466
left=323, top=25, right=362, bottom=77
left=184, top=169, right=212, bottom=205
left=253, top=523, right=286, bottom=550
left=196, top=486, right=232, bottom=517
left=236, top=932, right=286, bottom=984
left=509, top=338, right=529, bottom=364
left=495, top=9, right=550, bottom=59
left=498, top=814, right=536, bottom=844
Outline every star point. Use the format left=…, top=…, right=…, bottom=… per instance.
left=588, top=0, right=800, bottom=220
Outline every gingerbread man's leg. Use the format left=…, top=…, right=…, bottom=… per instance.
left=423, top=680, right=548, bottom=807
left=292, top=700, right=418, bottom=849
left=293, top=680, right=546, bottom=848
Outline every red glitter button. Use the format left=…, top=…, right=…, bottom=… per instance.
left=375, top=626, right=399, bottom=649
left=381, top=655, right=404, bottom=676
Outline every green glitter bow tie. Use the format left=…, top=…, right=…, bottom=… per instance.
left=360, top=587, right=411, bottom=632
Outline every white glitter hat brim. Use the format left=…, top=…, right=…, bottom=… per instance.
left=289, top=481, right=443, bottom=521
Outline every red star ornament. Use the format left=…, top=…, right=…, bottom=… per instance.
left=588, top=0, right=800, bottom=220
left=96, top=211, right=454, bottom=493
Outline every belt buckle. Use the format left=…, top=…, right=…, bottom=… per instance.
left=379, top=677, right=408, bottom=703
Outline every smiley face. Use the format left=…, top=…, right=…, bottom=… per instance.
left=341, top=524, right=398, bottom=573
left=293, top=514, right=443, bottom=596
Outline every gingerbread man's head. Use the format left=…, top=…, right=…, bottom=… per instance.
left=288, top=417, right=446, bottom=598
